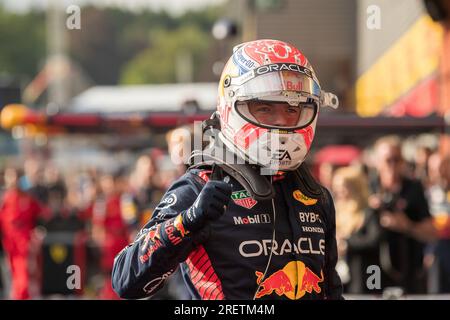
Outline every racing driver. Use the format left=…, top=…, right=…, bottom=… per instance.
left=112, top=39, right=343, bottom=300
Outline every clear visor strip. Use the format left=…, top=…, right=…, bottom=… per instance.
left=228, top=70, right=339, bottom=109
left=236, top=93, right=312, bottom=106
left=234, top=90, right=338, bottom=109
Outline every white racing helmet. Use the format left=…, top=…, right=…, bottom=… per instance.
left=216, top=39, right=338, bottom=172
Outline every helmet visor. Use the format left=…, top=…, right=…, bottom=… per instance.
left=233, top=70, right=321, bottom=100
left=235, top=99, right=317, bottom=130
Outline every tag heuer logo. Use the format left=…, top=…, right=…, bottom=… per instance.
left=293, top=190, right=318, bottom=206
left=232, top=190, right=257, bottom=209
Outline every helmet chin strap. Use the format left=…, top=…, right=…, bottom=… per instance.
left=189, top=133, right=276, bottom=201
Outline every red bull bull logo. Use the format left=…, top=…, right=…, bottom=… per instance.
left=142, top=224, right=161, bottom=251
left=255, top=261, right=323, bottom=299
left=140, top=225, right=163, bottom=263
left=255, top=270, right=293, bottom=298
left=174, top=214, right=189, bottom=237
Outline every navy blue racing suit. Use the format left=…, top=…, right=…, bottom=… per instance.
left=112, top=168, right=343, bottom=300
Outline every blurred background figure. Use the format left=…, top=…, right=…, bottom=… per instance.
left=152, top=151, right=179, bottom=195
left=314, top=145, right=362, bottom=190
left=43, top=164, right=66, bottom=215
left=54, top=169, right=102, bottom=297
left=318, top=162, right=338, bottom=191
left=123, top=153, right=158, bottom=233
left=413, top=145, right=433, bottom=184
left=333, top=165, right=381, bottom=294
left=20, top=158, right=48, bottom=204
left=0, top=167, right=47, bottom=299
left=425, top=152, right=450, bottom=293
left=123, top=150, right=191, bottom=300
left=368, top=135, right=437, bottom=293
left=91, top=169, right=130, bottom=299
left=38, top=164, right=89, bottom=299
left=166, top=126, right=194, bottom=177
left=166, top=123, right=206, bottom=179
left=0, top=167, right=4, bottom=298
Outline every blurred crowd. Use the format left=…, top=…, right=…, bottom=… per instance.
left=0, top=130, right=449, bottom=299
left=0, top=125, right=195, bottom=300
left=326, top=136, right=450, bottom=296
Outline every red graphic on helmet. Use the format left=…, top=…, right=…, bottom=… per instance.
left=243, top=39, right=308, bottom=66
left=234, top=123, right=268, bottom=150
left=295, top=126, right=315, bottom=150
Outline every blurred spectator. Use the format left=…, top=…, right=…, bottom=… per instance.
left=317, top=162, right=338, bottom=190
left=146, top=149, right=169, bottom=200
left=91, top=170, right=130, bottom=299
left=425, top=153, right=450, bottom=293
left=20, top=158, right=48, bottom=203
left=123, top=153, right=191, bottom=299
left=124, top=154, right=158, bottom=231
left=0, top=167, right=4, bottom=298
left=154, top=154, right=179, bottom=192
left=64, top=171, right=101, bottom=297
left=0, top=167, right=5, bottom=194
left=413, top=146, right=433, bottom=184
left=0, top=167, right=48, bottom=299
left=368, top=135, right=437, bottom=293
left=333, top=166, right=381, bottom=294
left=43, top=163, right=67, bottom=218
left=166, top=125, right=194, bottom=177
left=166, top=124, right=206, bottom=178
left=314, top=145, right=362, bottom=190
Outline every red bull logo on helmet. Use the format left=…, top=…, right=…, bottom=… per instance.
left=255, top=261, right=323, bottom=299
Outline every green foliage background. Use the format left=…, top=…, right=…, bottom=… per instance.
left=0, top=4, right=223, bottom=85
left=0, top=7, right=46, bottom=80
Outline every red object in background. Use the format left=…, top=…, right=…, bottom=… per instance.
left=313, top=145, right=362, bottom=166
left=92, top=194, right=129, bottom=299
left=0, top=189, right=43, bottom=299
left=386, top=75, right=438, bottom=117
left=312, top=145, right=362, bottom=187
left=92, top=194, right=129, bottom=271
left=0, top=103, right=211, bottom=131
left=439, top=24, right=450, bottom=158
